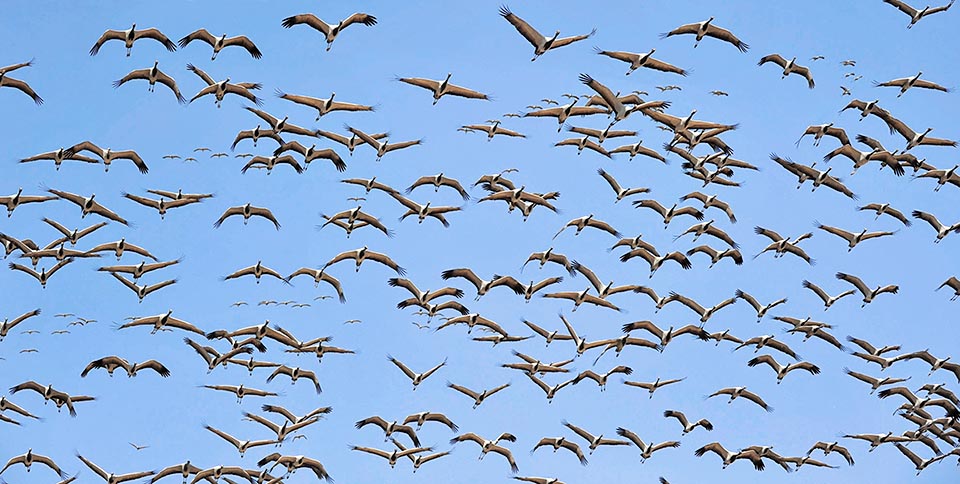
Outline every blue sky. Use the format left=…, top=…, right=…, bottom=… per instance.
left=1, top=1, right=959, bottom=483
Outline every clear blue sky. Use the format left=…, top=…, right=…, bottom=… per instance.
left=1, top=1, right=958, bottom=483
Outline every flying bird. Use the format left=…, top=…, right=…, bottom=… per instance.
left=499, top=5, right=595, bottom=61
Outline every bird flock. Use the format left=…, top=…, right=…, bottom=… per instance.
left=2, top=2, right=960, bottom=484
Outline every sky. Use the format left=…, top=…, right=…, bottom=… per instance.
left=1, top=1, right=959, bottom=483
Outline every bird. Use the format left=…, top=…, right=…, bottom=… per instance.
left=285, top=268, right=345, bottom=302
left=110, top=273, right=177, bottom=302
left=387, top=355, right=446, bottom=390
left=201, top=384, right=278, bottom=403
left=757, top=54, right=815, bottom=88
left=911, top=210, right=960, bottom=242
left=735, top=290, right=787, bottom=322
left=256, top=454, right=333, bottom=482
left=18, top=147, right=100, bottom=170
left=571, top=366, right=633, bottom=392
left=531, top=437, right=589, bottom=465
left=615, top=427, right=681, bottom=462
left=441, top=269, right=522, bottom=300
left=579, top=74, right=670, bottom=125
left=882, top=0, right=955, bottom=28
left=280, top=12, right=378, bottom=51
left=660, top=17, right=749, bottom=51
left=42, top=218, right=108, bottom=246
left=685, top=245, right=743, bottom=268
left=266, top=366, right=322, bottom=394
left=117, top=310, right=203, bottom=335
left=875, top=71, right=951, bottom=96
left=447, top=382, right=511, bottom=409
left=735, top=335, right=800, bottom=360
left=524, top=99, right=608, bottom=132
left=0, top=309, right=41, bottom=341
left=449, top=432, right=519, bottom=472
left=694, top=442, right=766, bottom=470
left=608, top=140, right=667, bottom=162
left=203, top=425, right=277, bottom=457
left=843, top=367, right=909, bottom=394
left=663, top=410, right=713, bottom=435
left=0, top=188, right=57, bottom=217
left=679, top=192, right=737, bottom=223
left=0, top=449, right=65, bottom=477
left=937, top=277, right=960, bottom=300
left=186, top=64, right=262, bottom=107
left=619, top=248, right=692, bottom=277
left=8, top=259, right=73, bottom=288
left=89, top=24, right=177, bottom=56
left=460, top=120, right=526, bottom=141
left=45, top=189, right=129, bottom=225
left=797, top=123, right=850, bottom=147
left=75, top=454, right=154, bottom=484
left=802, top=279, right=856, bottom=310
left=406, top=173, right=471, bottom=200
left=240, top=155, right=304, bottom=175
left=914, top=164, right=960, bottom=192
left=322, top=247, right=405, bottom=275
left=892, top=350, right=960, bottom=382
left=594, top=169, right=651, bottom=204
left=350, top=442, right=434, bottom=468
left=707, top=387, right=773, bottom=411
left=243, top=107, right=317, bottom=137
left=499, top=5, right=595, bottom=61
left=554, top=214, right=621, bottom=239
left=543, top=288, right=621, bottom=312
left=674, top=220, right=738, bottom=248
left=276, top=90, right=374, bottom=121
left=231, top=126, right=284, bottom=150
left=835, top=272, right=899, bottom=307
left=81, top=356, right=170, bottom=378
left=113, top=61, right=186, bottom=103
left=893, top=443, right=947, bottom=475
left=856, top=203, right=911, bottom=226
left=594, top=47, right=687, bottom=76
left=214, top=203, right=280, bottom=230
left=710, top=90, right=729, bottom=96
left=815, top=222, right=895, bottom=251
left=622, top=377, right=686, bottom=398
left=223, top=261, right=287, bottom=285
left=122, top=193, right=199, bottom=218
left=346, top=126, right=423, bottom=161
left=398, top=73, right=489, bottom=105
left=554, top=136, right=612, bottom=157
left=753, top=226, right=815, bottom=263
left=177, top=30, right=261, bottom=60
left=747, top=355, right=820, bottom=384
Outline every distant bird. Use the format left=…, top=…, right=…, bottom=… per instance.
left=841, top=86, right=852, bottom=95
left=815, top=223, right=895, bottom=251
left=660, top=17, right=749, bottom=51
left=113, top=61, right=186, bottom=104
left=882, top=0, right=955, bottom=28
left=214, top=203, right=280, bottom=230
left=388, top=355, right=446, bottom=390
left=710, top=90, right=729, bottom=96
left=594, top=47, right=687, bottom=76
left=499, top=6, right=595, bottom=61
left=758, top=54, right=815, bottom=88
left=398, top=73, right=489, bottom=105
left=276, top=90, right=374, bottom=121
left=177, top=30, right=261, bottom=60
left=707, top=387, right=773, bottom=411
left=911, top=210, right=960, bottom=242
left=615, top=427, right=681, bottom=462
left=89, top=24, right=177, bottom=56
left=280, top=12, right=378, bottom=51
